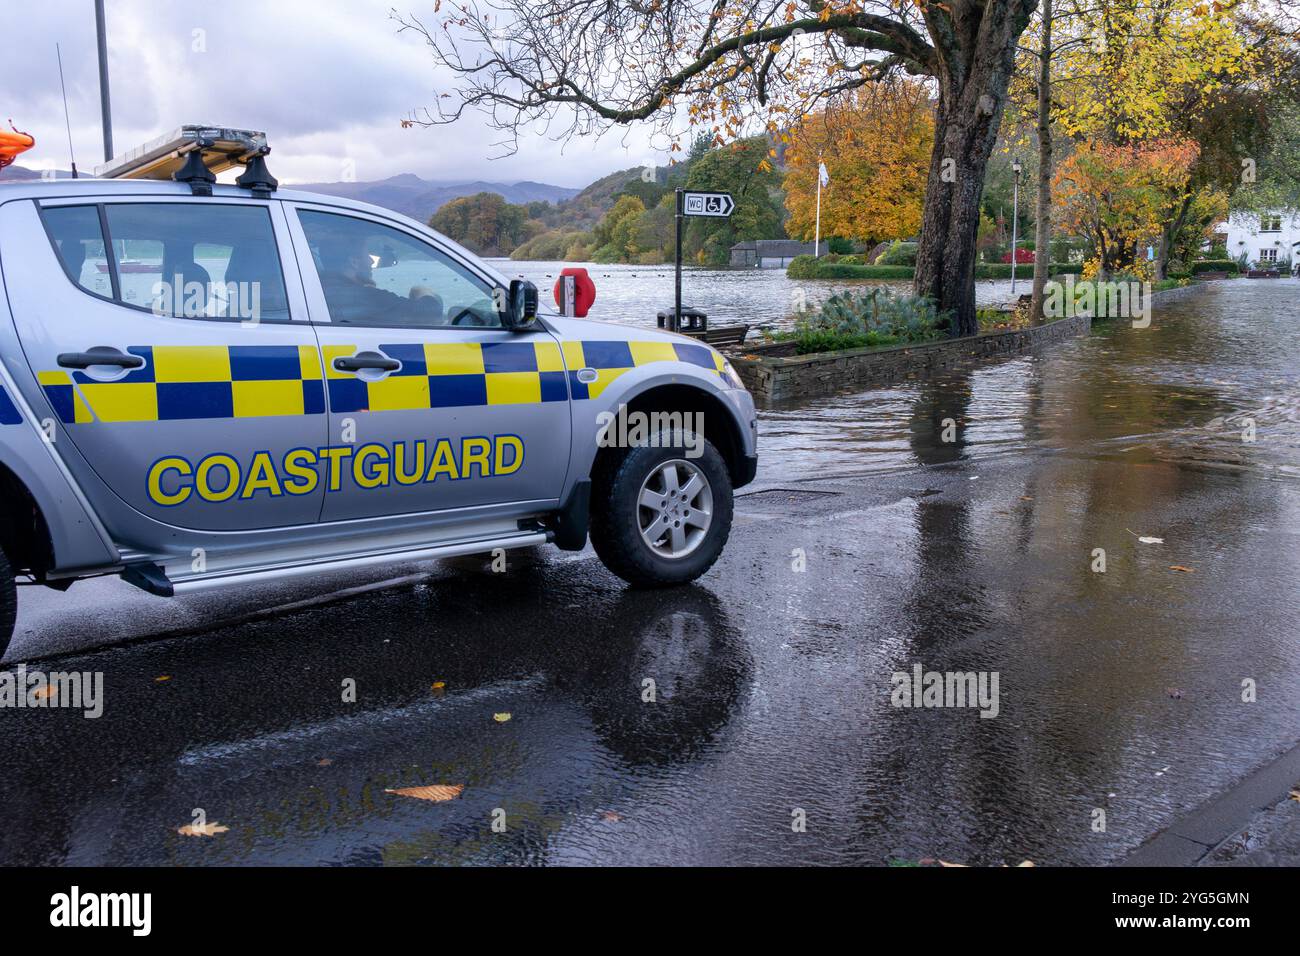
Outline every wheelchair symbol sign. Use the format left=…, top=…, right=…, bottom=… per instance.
left=682, top=192, right=735, bottom=217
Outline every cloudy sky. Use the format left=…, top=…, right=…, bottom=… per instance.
left=4, top=0, right=662, bottom=187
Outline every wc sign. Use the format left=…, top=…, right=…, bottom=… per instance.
left=682, top=192, right=734, bottom=217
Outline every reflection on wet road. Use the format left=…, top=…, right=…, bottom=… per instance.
left=4, top=578, right=751, bottom=865
left=2, top=280, right=1297, bottom=865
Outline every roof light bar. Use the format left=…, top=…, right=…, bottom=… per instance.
left=94, top=125, right=269, bottom=182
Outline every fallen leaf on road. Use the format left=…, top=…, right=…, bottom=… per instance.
left=1167, top=689, right=1183, bottom=698
left=493, top=712, right=512, bottom=723
left=1169, top=565, right=1195, bottom=573
left=1138, top=536, right=1164, bottom=545
left=1019, top=496, right=1034, bottom=501
left=316, top=758, right=333, bottom=767
left=600, top=810, right=623, bottom=822
left=155, top=676, right=171, bottom=682
left=32, top=685, right=56, bottom=701
left=938, top=860, right=969, bottom=867
left=177, top=822, right=229, bottom=837
left=1288, top=789, right=1300, bottom=803
left=385, top=785, right=464, bottom=802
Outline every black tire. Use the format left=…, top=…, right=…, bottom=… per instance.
left=0, top=547, right=15, bottom=661
left=589, top=429, right=734, bottom=587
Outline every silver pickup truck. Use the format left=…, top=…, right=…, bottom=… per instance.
left=0, top=136, right=756, bottom=658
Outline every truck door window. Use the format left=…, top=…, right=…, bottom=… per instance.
left=297, top=209, right=502, bottom=329
left=42, top=205, right=114, bottom=299
left=101, top=203, right=290, bottom=323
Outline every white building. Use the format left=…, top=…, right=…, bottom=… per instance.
left=1219, top=209, right=1300, bottom=272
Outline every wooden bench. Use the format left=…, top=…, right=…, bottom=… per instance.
left=681, top=324, right=750, bottom=349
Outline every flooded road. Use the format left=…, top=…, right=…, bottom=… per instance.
left=759, top=280, right=1300, bottom=483
left=2, top=278, right=1297, bottom=866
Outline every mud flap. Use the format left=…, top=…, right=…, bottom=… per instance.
left=551, top=480, right=591, bottom=551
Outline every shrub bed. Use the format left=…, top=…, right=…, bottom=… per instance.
left=773, top=289, right=944, bottom=354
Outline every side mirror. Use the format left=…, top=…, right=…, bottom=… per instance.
left=503, top=279, right=539, bottom=331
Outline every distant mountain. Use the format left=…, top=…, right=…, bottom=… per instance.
left=0, top=165, right=74, bottom=181
left=510, top=165, right=672, bottom=237
left=0, top=164, right=581, bottom=223
left=288, top=173, right=582, bottom=223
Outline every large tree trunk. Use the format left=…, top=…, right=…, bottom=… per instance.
left=1155, top=193, right=1193, bottom=281
left=914, top=0, right=1039, bottom=337
left=1030, top=0, right=1053, bottom=321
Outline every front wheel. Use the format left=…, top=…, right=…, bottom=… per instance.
left=589, top=431, right=734, bottom=587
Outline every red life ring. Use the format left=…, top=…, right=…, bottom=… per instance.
left=553, top=267, right=596, bottom=317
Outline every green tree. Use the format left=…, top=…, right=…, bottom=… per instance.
left=591, top=195, right=648, bottom=262
left=683, top=138, right=785, bottom=266
left=429, top=192, right=529, bottom=256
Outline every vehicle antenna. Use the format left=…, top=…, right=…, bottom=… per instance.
left=56, top=43, right=79, bottom=179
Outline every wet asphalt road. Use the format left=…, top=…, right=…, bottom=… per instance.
left=2, top=280, right=1298, bottom=866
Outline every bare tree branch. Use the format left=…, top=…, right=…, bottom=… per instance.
left=394, top=1, right=939, bottom=154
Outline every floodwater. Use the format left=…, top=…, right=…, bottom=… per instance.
left=758, top=279, right=1300, bottom=484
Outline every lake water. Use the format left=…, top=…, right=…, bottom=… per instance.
left=491, top=258, right=1027, bottom=333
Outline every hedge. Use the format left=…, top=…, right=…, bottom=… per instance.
left=1190, top=259, right=1241, bottom=275
left=787, top=255, right=1083, bottom=280
left=974, top=262, right=1083, bottom=279
left=786, top=256, right=912, bottom=279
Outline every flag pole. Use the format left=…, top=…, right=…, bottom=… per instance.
left=814, top=155, right=823, bottom=258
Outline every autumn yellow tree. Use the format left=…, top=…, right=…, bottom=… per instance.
left=1051, top=0, right=1256, bottom=144
left=783, top=81, right=934, bottom=248
left=1054, top=138, right=1201, bottom=276
left=1008, top=0, right=1282, bottom=285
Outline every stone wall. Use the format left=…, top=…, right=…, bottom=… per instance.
left=731, top=313, right=1093, bottom=402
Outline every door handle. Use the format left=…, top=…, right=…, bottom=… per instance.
left=57, top=349, right=145, bottom=370
left=333, top=354, right=400, bottom=373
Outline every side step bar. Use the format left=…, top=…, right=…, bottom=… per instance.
left=121, top=530, right=551, bottom=598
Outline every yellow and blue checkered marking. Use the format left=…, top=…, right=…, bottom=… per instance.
left=564, top=339, right=731, bottom=400
left=38, top=339, right=728, bottom=422
left=42, top=345, right=325, bottom=424
left=323, top=340, right=569, bottom=413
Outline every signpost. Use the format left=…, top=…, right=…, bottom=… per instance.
left=671, top=189, right=735, bottom=331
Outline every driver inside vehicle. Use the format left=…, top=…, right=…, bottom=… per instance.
left=316, top=235, right=445, bottom=326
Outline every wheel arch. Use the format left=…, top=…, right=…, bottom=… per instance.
left=592, top=382, right=750, bottom=488
left=0, top=459, right=55, bottom=581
